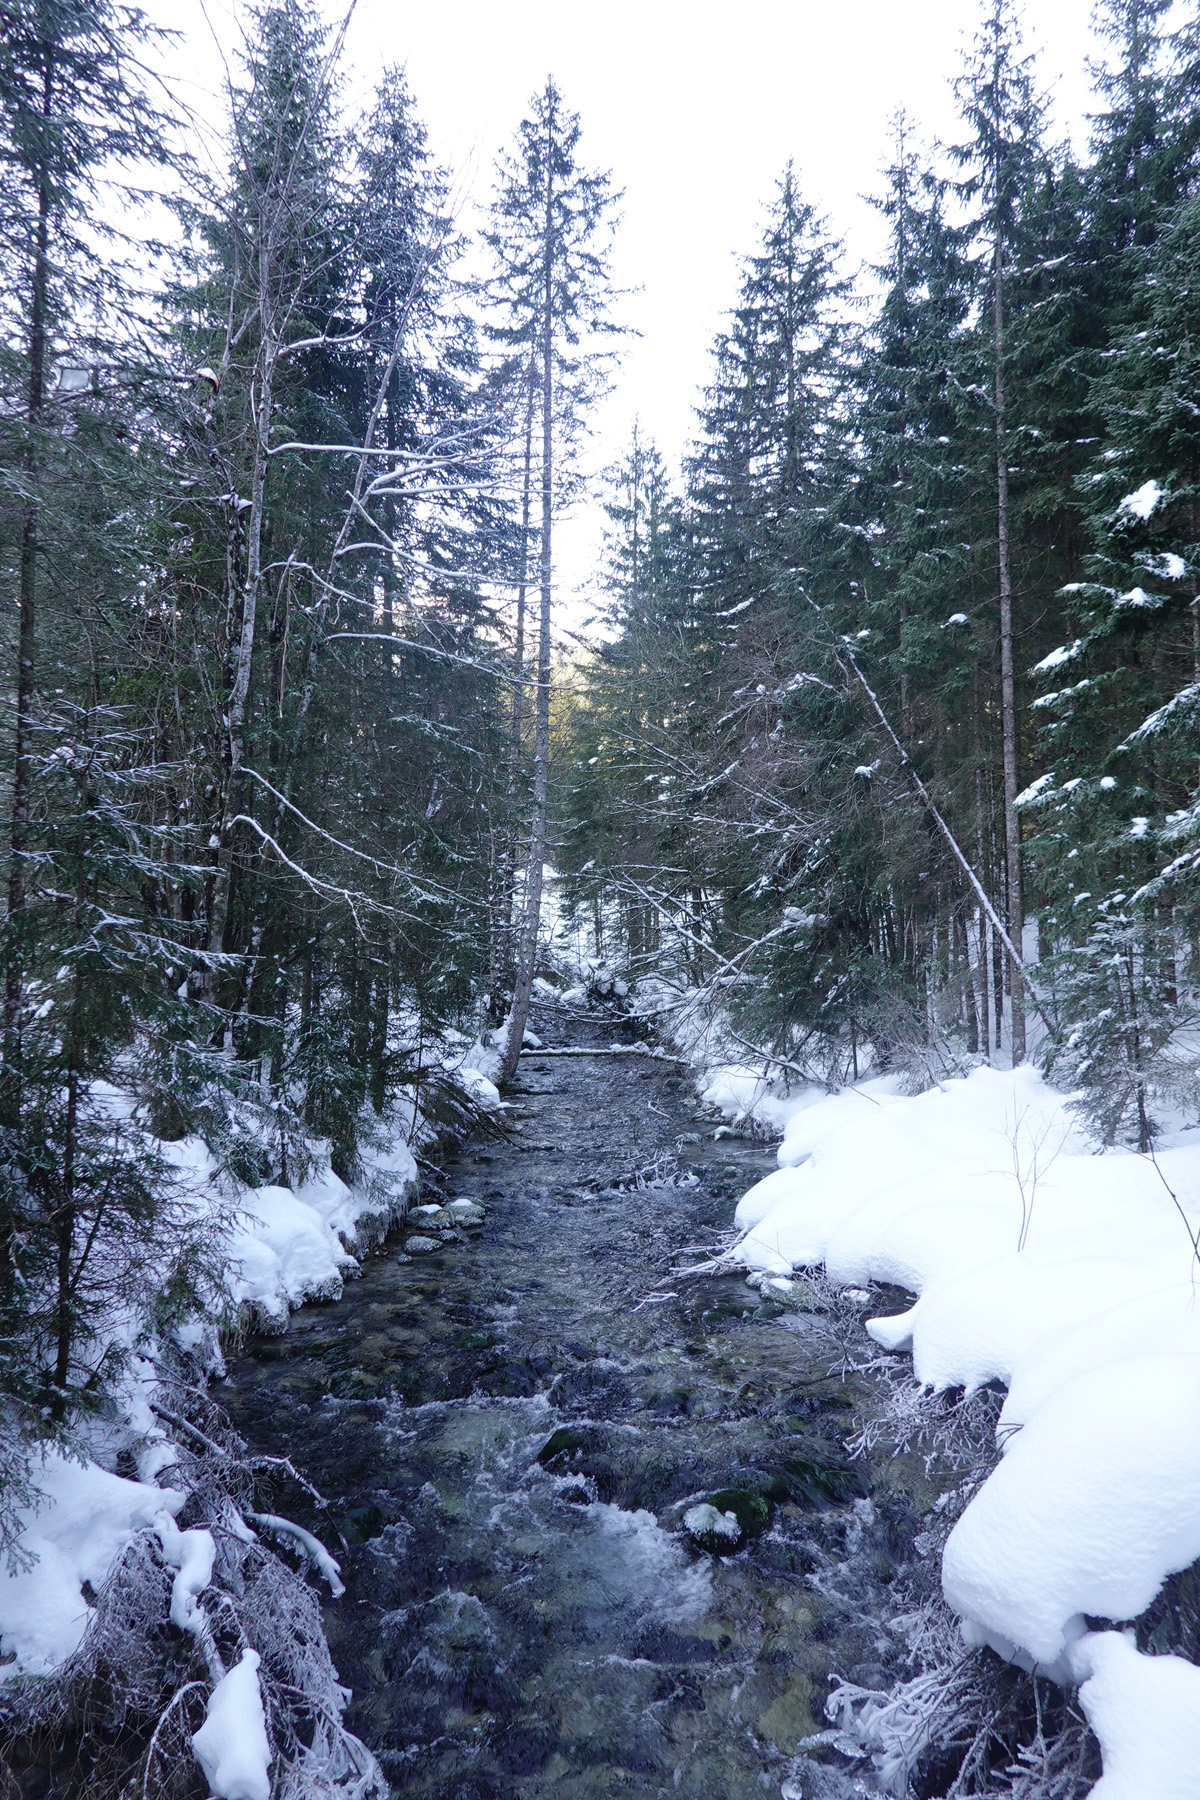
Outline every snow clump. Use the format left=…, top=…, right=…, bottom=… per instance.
left=1116, top=478, right=1164, bottom=520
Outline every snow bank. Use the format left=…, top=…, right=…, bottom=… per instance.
left=700, top=1064, right=825, bottom=1135
left=736, top=1064, right=1078, bottom=1279
left=0, top=1453, right=184, bottom=1677
left=1001, top=1284, right=1200, bottom=1431
left=726, top=1063, right=1200, bottom=1796
left=230, top=1184, right=354, bottom=1326
left=776, top=1075, right=904, bottom=1167
left=943, top=1353, right=1200, bottom=1665
left=158, top=1113, right=421, bottom=1331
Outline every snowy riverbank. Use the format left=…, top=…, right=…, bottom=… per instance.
left=722, top=1062, right=1200, bottom=1798
left=0, top=1035, right=505, bottom=1795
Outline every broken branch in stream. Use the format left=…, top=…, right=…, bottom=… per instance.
left=836, top=638, right=1058, bottom=1040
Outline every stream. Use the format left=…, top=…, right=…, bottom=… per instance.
left=225, top=1010, right=931, bottom=1800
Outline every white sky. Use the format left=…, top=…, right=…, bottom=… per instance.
left=156, top=0, right=1114, bottom=612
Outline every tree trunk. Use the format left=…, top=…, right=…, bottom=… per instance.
left=501, top=116, right=557, bottom=1086
left=3, top=54, right=53, bottom=1084
left=974, top=674, right=991, bottom=1061
left=206, top=335, right=274, bottom=984
left=51, top=1064, right=78, bottom=1415
left=960, top=909, right=980, bottom=1054
left=496, top=362, right=537, bottom=993
left=994, top=228, right=1025, bottom=1063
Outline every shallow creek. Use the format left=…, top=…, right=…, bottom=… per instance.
left=225, top=1014, right=930, bottom=1799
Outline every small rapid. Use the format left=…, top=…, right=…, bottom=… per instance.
left=224, top=1012, right=923, bottom=1798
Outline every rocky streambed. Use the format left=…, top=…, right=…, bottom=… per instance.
left=223, top=1013, right=947, bottom=1799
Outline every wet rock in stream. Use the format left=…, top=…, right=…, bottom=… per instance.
left=221, top=1013, right=939, bottom=1798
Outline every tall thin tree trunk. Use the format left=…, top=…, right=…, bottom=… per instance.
left=994, top=228, right=1025, bottom=1063
left=206, top=333, right=274, bottom=984
left=53, top=795, right=90, bottom=1415
left=497, top=363, right=537, bottom=991
left=974, top=674, right=991, bottom=1060
left=3, top=55, right=53, bottom=1083
left=502, top=114, right=556, bottom=1085
left=960, top=909, right=980, bottom=1054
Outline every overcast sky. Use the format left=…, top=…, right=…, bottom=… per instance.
left=159, top=0, right=1120, bottom=611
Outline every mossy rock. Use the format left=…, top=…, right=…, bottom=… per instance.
left=453, top=1328, right=494, bottom=1350
left=537, top=1427, right=588, bottom=1467
left=771, top=1445, right=866, bottom=1508
left=703, top=1487, right=770, bottom=1538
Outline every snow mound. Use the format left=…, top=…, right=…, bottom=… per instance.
left=724, top=1062, right=1200, bottom=1796
left=230, top=1184, right=355, bottom=1326
left=0, top=1453, right=184, bottom=1676
left=701, top=1064, right=824, bottom=1134
left=1001, top=1284, right=1200, bottom=1431
left=191, top=1648, right=272, bottom=1800
left=160, top=1115, right=420, bottom=1330
left=944, top=1353, right=1200, bottom=1665
left=737, top=1064, right=1078, bottom=1276
left=776, top=1074, right=904, bottom=1167
left=1068, top=1631, right=1200, bottom=1800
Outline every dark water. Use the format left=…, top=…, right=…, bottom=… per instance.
left=225, top=1013, right=926, bottom=1799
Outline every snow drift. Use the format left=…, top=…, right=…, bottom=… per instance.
left=728, top=1062, right=1200, bottom=1796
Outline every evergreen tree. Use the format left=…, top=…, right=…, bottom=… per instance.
left=560, top=427, right=694, bottom=968
left=1, top=0, right=169, bottom=1093
left=951, top=0, right=1055, bottom=1061
left=1026, top=184, right=1200, bottom=1136
left=485, top=77, right=622, bottom=1081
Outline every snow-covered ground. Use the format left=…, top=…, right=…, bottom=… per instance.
left=723, top=1061, right=1200, bottom=1798
left=0, top=1036, right=504, bottom=1795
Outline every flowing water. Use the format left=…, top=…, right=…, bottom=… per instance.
left=225, top=1012, right=929, bottom=1800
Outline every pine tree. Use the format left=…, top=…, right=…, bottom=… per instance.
left=1084, top=0, right=1177, bottom=329
left=0, top=0, right=169, bottom=1084
left=951, top=0, right=1057, bottom=1062
left=485, top=78, right=622, bottom=1082
left=560, top=427, right=693, bottom=968
left=1026, top=185, right=1200, bottom=1135
left=161, top=5, right=510, bottom=1177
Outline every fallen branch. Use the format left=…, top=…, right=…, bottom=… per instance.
left=245, top=1511, right=345, bottom=1597
left=837, top=639, right=1058, bottom=1039
left=520, top=1044, right=690, bottom=1065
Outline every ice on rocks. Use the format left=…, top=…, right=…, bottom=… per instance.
left=683, top=1502, right=742, bottom=1545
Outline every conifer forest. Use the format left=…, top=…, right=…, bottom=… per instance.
left=6, top=2, right=1200, bottom=1798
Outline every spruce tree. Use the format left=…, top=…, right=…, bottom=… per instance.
left=0, top=0, right=169, bottom=1083
left=485, top=78, right=622, bottom=1082
left=951, top=0, right=1055, bottom=1062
